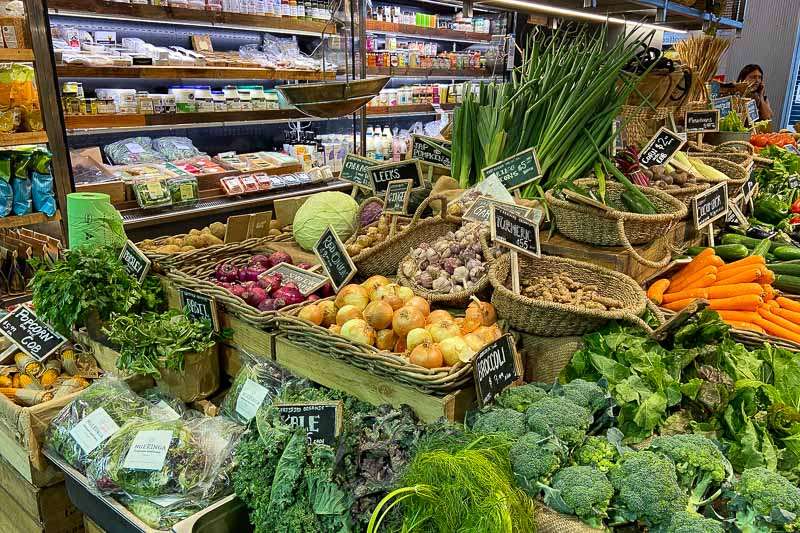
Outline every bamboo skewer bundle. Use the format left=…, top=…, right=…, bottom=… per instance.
left=675, top=35, right=731, bottom=102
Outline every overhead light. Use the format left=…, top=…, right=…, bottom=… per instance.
left=476, top=0, right=689, bottom=34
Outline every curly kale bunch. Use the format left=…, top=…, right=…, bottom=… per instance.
left=572, top=435, right=619, bottom=473
left=539, top=465, right=613, bottom=528
left=495, top=383, right=547, bottom=413
left=509, top=432, right=566, bottom=495
left=471, top=407, right=528, bottom=438
left=728, top=467, right=800, bottom=532
left=526, top=396, right=591, bottom=446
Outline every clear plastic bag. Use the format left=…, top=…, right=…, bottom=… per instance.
left=118, top=494, right=202, bottom=530
left=132, top=179, right=173, bottom=209
left=220, top=354, right=289, bottom=425
left=187, top=416, right=246, bottom=500
left=152, top=137, right=203, bottom=162
left=105, top=137, right=165, bottom=165
left=139, top=387, right=187, bottom=421
left=166, top=175, right=198, bottom=208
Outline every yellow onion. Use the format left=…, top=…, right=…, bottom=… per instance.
left=463, top=332, right=487, bottom=352
left=394, top=335, right=407, bottom=354
left=461, top=305, right=483, bottom=334
left=340, top=319, right=376, bottom=346
left=409, top=341, right=443, bottom=369
left=427, top=319, right=461, bottom=343
left=371, top=283, right=404, bottom=310
left=375, top=329, right=397, bottom=350
left=469, top=298, right=497, bottom=326
left=361, top=275, right=390, bottom=295
left=439, top=336, right=475, bottom=366
left=363, top=300, right=394, bottom=330
left=393, top=306, right=426, bottom=337
left=475, top=324, right=503, bottom=343
left=406, top=327, right=433, bottom=352
left=318, top=300, right=337, bottom=327
left=427, top=309, right=453, bottom=325
left=336, top=304, right=363, bottom=326
left=298, top=304, right=323, bottom=326
left=335, top=284, right=369, bottom=311
left=406, top=296, right=431, bottom=317
left=329, top=324, right=342, bottom=334
left=397, top=286, right=415, bottom=303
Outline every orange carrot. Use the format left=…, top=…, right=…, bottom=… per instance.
left=707, top=294, right=762, bottom=311
left=716, top=264, right=761, bottom=282
left=777, top=297, right=800, bottom=313
left=663, top=298, right=698, bottom=312
left=723, top=320, right=766, bottom=334
left=670, top=249, right=715, bottom=285
left=711, top=268, right=760, bottom=286
left=758, top=268, right=775, bottom=285
left=718, top=255, right=765, bottom=272
left=707, top=283, right=764, bottom=299
left=662, top=288, right=709, bottom=304
left=647, top=279, right=671, bottom=305
left=762, top=284, right=775, bottom=302
left=687, top=274, right=717, bottom=290
left=716, top=310, right=760, bottom=322
left=668, top=265, right=718, bottom=293
left=753, top=316, right=800, bottom=344
left=775, top=307, right=800, bottom=325
left=757, top=306, right=800, bottom=335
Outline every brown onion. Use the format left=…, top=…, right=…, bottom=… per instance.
left=336, top=304, right=363, bottom=326
left=427, top=309, right=454, bottom=325
left=427, top=319, right=461, bottom=343
left=363, top=300, right=394, bottom=330
left=298, top=304, right=323, bottom=326
left=318, top=300, right=337, bottom=327
left=406, top=327, right=433, bottom=352
left=439, top=336, right=474, bottom=366
left=406, top=296, right=431, bottom=317
left=340, top=318, right=376, bottom=346
left=335, top=284, right=370, bottom=311
left=393, top=306, right=426, bottom=337
left=409, top=341, right=443, bottom=369
left=375, top=328, right=397, bottom=350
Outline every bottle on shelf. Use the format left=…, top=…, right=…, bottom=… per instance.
left=382, top=125, right=392, bottom=161
left=366, top=126, right=375, bottom=160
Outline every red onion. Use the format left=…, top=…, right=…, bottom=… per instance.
left=258, top=298, right=286, bottom=312
left=307, top=294, right=320, bottom=302
left=246, top=287, right=268, bottom=307
left=258, top=273, right=282, bottom=293
left=249, top=254, right=271, bottom=267
left=273, top=285, right=304, bottom=306
left=215, top=263, right=239, bottom=283
left=318, top=282, right=334, bottom=298
left=268, top=251, right=292, bottom=266
left=296, top=262, right=313, bottom=270
left=229, top=285, right=247, bottom=298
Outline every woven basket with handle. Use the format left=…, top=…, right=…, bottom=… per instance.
left=489, top=253, right=652, bottom=337
left=517, top=332, right=584, bottom=383
left=690, top=155, right=749, bottom=197
left=546, top=179, right=687, bottom=270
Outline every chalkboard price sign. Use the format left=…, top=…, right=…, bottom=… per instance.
left=314, top=226, right=357, bottom=292
left=713, top=97, right=733, bottom=118
left=685, top=110, right=720, bottom=133
left=368, top=160, right=424, bottom=193
left=411, top=135, right=452, bottom=169
left=178, top=287, right=219, bottom=332
left=340, top=153, right=377, bottom=190
left=275, top=401, right=343, bottom=446
left=638, top=127, right=685, bottom=168
left=742, top=175, right=758, bottom=203
left=490, top=204, right=541, bottom=258
left=481, top=148, right=542, bottom=191
left=789, top=175, right=800, bottom=189
left=462, top=196, right=533, bottom=224
left=727, top=200, right=748, bottom=226
left=472, top=334, right=522, bottom=407
left=746, top=99, right=760, bottom=125
left=0, top=306, right=68, bottom=362
left=786, top=145, right=800, bottom=155
left=263, top=263, right=328, bottom=296
left=692, top=181, right=729, bottom=230
left=119, top=240, right=151, bottom=283
left=384, top=179, right=413, bottom=216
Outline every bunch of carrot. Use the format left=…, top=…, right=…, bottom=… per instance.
left=647, top=248, right=800, bottom=344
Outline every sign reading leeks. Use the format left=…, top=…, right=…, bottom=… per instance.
left=481, top=148, right=542, bottom=191
left=410, top=135, right=451, bottom=169
left=313, top=226, right=356, bottom=292
left=368, top=160, right=424, bottom=193
left=340, top=153, right=377, bottom=191
left=472, top=334, right=522, bottom=407
left=638, top=127, right=685, bottom=168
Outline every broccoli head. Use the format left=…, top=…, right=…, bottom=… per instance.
left=495, top=383, right=547, bottom=413
left=728, top=467, right=800, bottom=532
left=526, top=396, right=591, bottom=446
left=539, top=465, right=613, bottom=528
left=471, top=408, right=527, bottom=438
left=647, top=433, right=732, bottom=510
left=572, top=436, right=619, bottom=473
left=509, top=432, right=566, bottom=495
left=650, top=511, right=725, bottom=533
left=609, top=450, right=689, bottom=527
left=559, top=379, right=608, bottom=415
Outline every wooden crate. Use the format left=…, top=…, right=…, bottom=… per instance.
left=83, top=517, right=103, bottom=533
left=274, top=336, right=475, bottom=423
left=0, top=456, right=83, bottom=533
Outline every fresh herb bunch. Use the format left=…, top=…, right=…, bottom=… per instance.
left=29, top=245, right=163, bottom=335
left=105, top=309, right=218, bottom=378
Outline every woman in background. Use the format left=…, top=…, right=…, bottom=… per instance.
left=737, top=64, right=773, bottom=122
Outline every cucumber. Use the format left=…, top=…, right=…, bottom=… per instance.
left=713, top=244, right=749, bottom=262
left=686, top=246, right=707, bottom=256
left=773, top=274, right=800, bottom=294
left=767, top=263, right=800, bottom=277
left=752, top=238, right=772, bottom=257
left=773, top=245, right=800, bottom=261
left=721, top=233, right=781, bottom=252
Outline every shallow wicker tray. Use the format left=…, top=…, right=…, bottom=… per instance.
left=689, top=155, right=749, bottom=197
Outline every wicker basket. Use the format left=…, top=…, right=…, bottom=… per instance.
left=618, top=105, right=674, bottom=148
left=535, top=502, right=602, bottom=533
left=663, top=181, right=711, bottom=207
left=546, top=179, right=687, bottom=269
left=277, top=296, right=475, bottom=393
left=489, top=254, right=650, bottom=337
left=517, top=332, right=583, bottom=383
left=347, top=195, right=462, bottom=278
left=690, top=155, right=749, bottom=196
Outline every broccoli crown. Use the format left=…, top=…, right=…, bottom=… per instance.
left=495, top=383, right=547, bottom=413
left=572, top=436, right=619, bottom=473
left=509, top=432, right=565, bottom=495
left=609, top=450, right=689, bottom=527
left=730, top=467, right=800, bottom=531
left=471, top=408, right=527, bottom=438
left=526, top=396, right=591, bottom=446
left=560, top=379, right=607, bottom=415
left=651, top=511, right=726, bottom=533
left=550, top=465, right=613, bottom=523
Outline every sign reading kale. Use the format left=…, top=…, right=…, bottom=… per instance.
left=411, top=135, right=452, bottom=169
left=638, top=127, right=685, bottom=168
left=490, top=205, right=541, bottom=258
left=685, top=110, right=720, bottom=133
left=119, top=240, right=151, bottom=283
left=0, top=305, right=68, bottom=362
left=262, top=263, right=328, bottom=296
left=481, top=148, right=542, bottom=191
left=383, top=179, right=413, bottom=216
left=178, top=287, right=219, bottom=332
left=462, top=196, right=533, bottom=224
left=746, top=99, right=760, bottom=125
left=313, top=226, right=356, bottom=292
left=275, top=401, right=343, bottom=446
left=368, top=160, right=423, bottom=193
left=692, top=181, right=729, bottom=230
left=340, top=153, right=377, bottom=190
left=472, top=334, right=522, bottom=407
left=713, top=97, right=733, bottom=118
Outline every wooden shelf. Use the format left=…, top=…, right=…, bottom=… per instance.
left=0, top=210, right=61, bottom=230
left=0, top=49, right=34, bottom=61
left=57, top=65, right=336, bottom=81
left=0, top=131, right=48, bottom=147
left=367, top=66, right=495, bottom=79
left=365, top=20, right=493, bottom=44
left=65, top=109, right=308, bottom=131
left=48, top=0, right=335, bottom=36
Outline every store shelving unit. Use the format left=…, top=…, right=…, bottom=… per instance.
left=56, top=65, right=336, bottom=81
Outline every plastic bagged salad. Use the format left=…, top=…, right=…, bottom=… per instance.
left=221, top=356, right=288, bottom=425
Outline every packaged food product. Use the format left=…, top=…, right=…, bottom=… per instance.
left=105, top=137, right=165, bottom=165
left=220, top=176, right=244, bottom=195
left=166, top=176, right=199, bottom=208
left=240, top=174, right=259, bottom=193
left=254, top=173, right=271, bottom=190
left=152, top=137, right=203, bottom=161
left=132, top=179, right=173, bottom=209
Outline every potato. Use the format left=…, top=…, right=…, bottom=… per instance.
left=139, top=239, right=155, bottom=249
left=268, top=228, right=282, bottom=236
left=201, top=234, right=223, bottom=246
left=189, top=228, right=202, bottom=236
left=209, top=222, right=226, bottom=240
left=269, top=219, right=282, bottom=231
left=157, top=245, right=182, bottom=254
left=181, top=246, right=196, bottom=252
left=184, top=234, right=205, bottom=248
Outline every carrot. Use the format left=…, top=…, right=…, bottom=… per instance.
left=670, top=249, right=715, bottom=285
left=711, top=268, right=760, bottom=286
left=758, top=268, right=775, bottom=284
left=662, top=287, right=708, bottom=304
left=707, top=283, right=764, bottom=299
left=668, top=265, right=718, bottom=293
left=762, top=284, right=775, bottom=301
left=707, top=294, right=762, bottom=311
left=753, top=316, right=800, bottom=344
left=663, top=297, right=698, bottom=312
left=757, top=306, right=800, bottom=335
left=723, top=320, right=766, bottom=334
left=687, top=274, right=717, bottom=290
left=775, top=307, right=800, bottom=325
left=777, top=297, right=800, bottom=313
left=716, top=264, right=761, bottom=282
left=718, top=255, right=765, bottom=273
left=716, top=310, right=760, bottom=322
left=647, top=279, right=671, bottom=305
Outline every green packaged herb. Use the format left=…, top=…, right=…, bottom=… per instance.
left=132, top=179, right=173, bottom=209
left=166, top=176, right=198, bottom=208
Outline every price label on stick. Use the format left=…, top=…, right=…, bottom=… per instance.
left=685, top=110, right=720, bottom=133
left=727, top=200, right=748, bottom=227
left=746, top=99, right=760, bottom=125
left=178, top=287, right=219, bottom=332
left=693, top=181, right=729, bottom=230
left=742, top=175, right=758, bottom=204
left=0, top=305, right=67, bottom=362
left=411, top=135, right=451, bottom=169
left=786, top=145, right=799, bottom=155
left=383, top=179, right=413, bottom=216
left=275, top=401, right=343, bottom=446
left=119, top=240, right=151, bottom=283
left=262, top=263, right=328, bottom=296
left=368, top=160, right=424, bottom=193
left=490, top=205, right=541, bottom=258
left=713, top=96, right=733, bottom=118
left=472, top=334, right=522, bottom=407
left=314, top=226, right=356, bottom=293
left=462, top=196, right=533, bottom=224
left=481, top=147, right=542, bottom=192
left=340, top=153, right=377, bottom=191
left=638, top=127, right=685, bottom=168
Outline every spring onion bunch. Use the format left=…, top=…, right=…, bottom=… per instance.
left=452, top=25, right=653, bottom=198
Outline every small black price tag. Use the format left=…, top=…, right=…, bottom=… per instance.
left=746, top=99, right=760, bottom=125
left=727, top=200, right=748, bottom=226
left=692, top=181, right=729, bottom=230
left=709, top=80, right=721, bottom=100
left=314, top=226, right=357, bottom=292
left=119, top=240, right=151, bottom=283
left=638, top=127, right=685, bottom=168
left=490, top=204, right=541, bottom=258
left=789, top=175, right=800, bottom=189
left=481, top=147, right=542, bottom=191
left=179, top=287, right=220, bottom=333
left=275, top=401, right=343, bottom=446
left=685, top=110, right=720, bottom=133
left=472, top=334, right=522, bottom=407
left=0, top=306, right=68, bottom=362
left=411, top=135, right=451, bottom=169
left=341, top=153, right=377, bottom=191
left=462, top=196, right=533, bottom=224
left=713, top=96, right=733, bottom=119
left=368, top=160, right=424, bottom=193
left=263, top=263, right=328, bottom=296
left=383, top=179, right=413, bottom=216
left=742, top=175, right=758, bottom=203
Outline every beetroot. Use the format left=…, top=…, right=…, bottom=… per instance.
left=246, top=287, right=268, bottom=307
left=257, top=298, right=286, bottom=312
left=273, top=285, right=304, bottom=306
left=249, top=254, right=271, bottom=267
left=215, top=263, right=239, bottom=283
left=296, top=262, right=313, bottom=270
left=258, top=273, right=282, bottom=293
left=229, top=285, right=247, bottom=299
left=268, top=251, right=292, bottom=266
